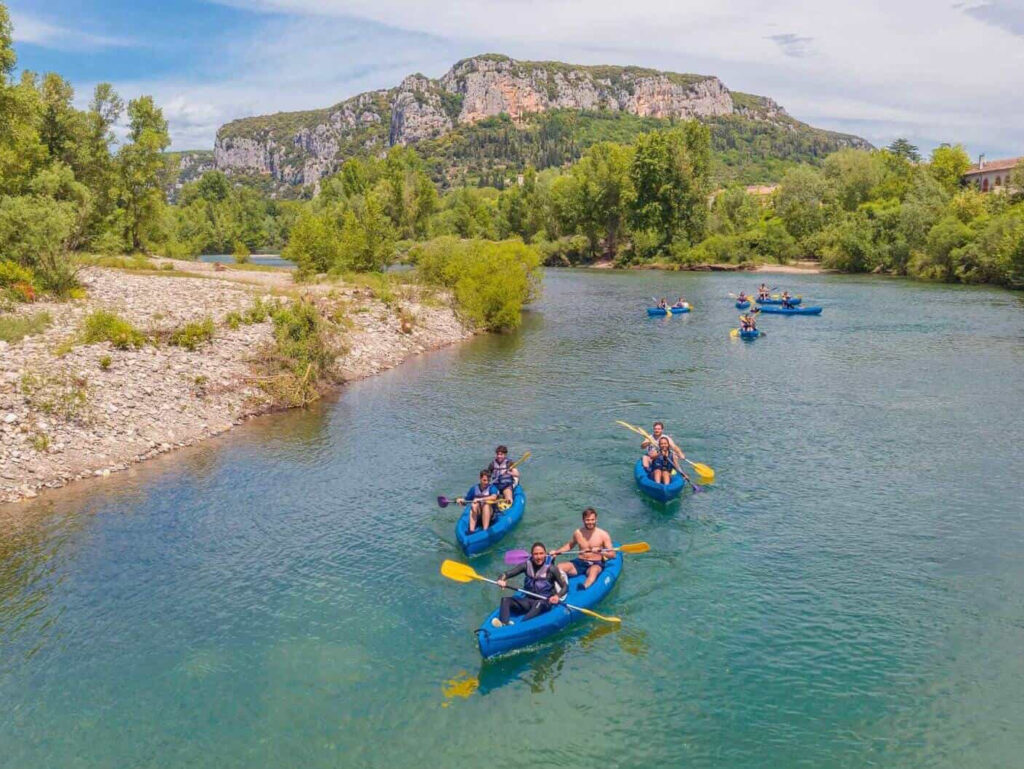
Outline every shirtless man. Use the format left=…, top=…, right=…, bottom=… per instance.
left=552, top=507, right=616, bottom=590
left=641, top=421, right=684, bottom=470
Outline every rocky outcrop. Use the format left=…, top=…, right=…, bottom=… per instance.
left=211, top=53, right=869, bottom=190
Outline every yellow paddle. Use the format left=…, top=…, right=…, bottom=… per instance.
left=508, top=451, right=531, bottom=470
left=440, top=560, right=622, bottom=624
left=615, top=420, right=716, bottom=483
left=730, top=328, right=739, bottom=338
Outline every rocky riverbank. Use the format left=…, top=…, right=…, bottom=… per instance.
left=0, top=263, right=471, bottom=505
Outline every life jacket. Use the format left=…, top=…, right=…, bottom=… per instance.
left=524, top=557, right=556, bottom=597
left=490, top=457, right=513, bottom=485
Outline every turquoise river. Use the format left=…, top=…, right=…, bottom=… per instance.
left=2, top=270, right=1023, bottom=768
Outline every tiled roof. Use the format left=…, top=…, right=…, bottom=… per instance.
left=964, top=157, right=1022, bottom=175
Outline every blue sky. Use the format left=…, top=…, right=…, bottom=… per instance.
left=8, top=0, right=1024, bottom=158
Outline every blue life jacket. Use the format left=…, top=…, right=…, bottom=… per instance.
left=524, top=557, right=556, bottom=597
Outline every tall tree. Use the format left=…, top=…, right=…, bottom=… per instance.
left=116, top=96, right=170, bottom=251
left=629, top=123, right=711, bottom=249
left=928, top=144, right=971, bottom=194
left=887, top=138, right=921, bottom=163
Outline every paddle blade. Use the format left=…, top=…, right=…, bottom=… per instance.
left=440, top=559, right=480, bottom=583
left=509, top=451, right=531, bottom=470
left=618, top=542, right=651, bottom=555
left=569, top=605, right=621, bottom=624
left=437, top=496, right=452, bottom=508
left=692, top=462, right=715, bottom=481
left=504, top=549, right=529, bottom=565
left=730, top=328, right=739, bottom=338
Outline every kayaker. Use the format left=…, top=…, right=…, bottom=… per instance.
left=493, top=543, right=567, bottom=627
left=641, top=421, right=684, bottom=468
left=552, top=507, right=616, bottom=590
left=758, top=283, right=771, bottom=300
left=456, top=470, right=499, bottom=533
left=486, top=445, right=519, bottom=506
left=740, top=314, right=757, bottom=331
left=672, top=297, right=687, bottom=309
left=780, top=290, right=794, bottom=309
left=657, top=297, right=668, bottom=309
left=737, top=291, right=749, bottom=303
left=648, top=437, right=683, bottom=485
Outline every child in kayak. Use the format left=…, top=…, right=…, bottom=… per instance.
left=493, top=542, right=567, bottom=627
left=672, top=297, right=688, bottom=309
left=486, top=445, right=519, bottom=507
left=552, top=507, right=616, bottom=590
left=456, top=470, right=499, bottom=533
left=648, top=437, right=684, bottom=485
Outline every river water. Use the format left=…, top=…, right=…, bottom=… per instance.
left=2, top=270, right=1023, bottom=768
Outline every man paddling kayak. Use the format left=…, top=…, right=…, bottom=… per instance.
left=641, top=421, right=684, bottom=471
left=486, top=445, right=519, bottom=506
left=672, top=297, right=688, bottom=309
left=552, top=507, right=616, bottom=590
left=757, top=283, right=771, bottom=300
left=780, top=290, right=795, bottom=309
left=493, top=543, right=567, bottom=627
left=456, top=471, right=499, bottom=533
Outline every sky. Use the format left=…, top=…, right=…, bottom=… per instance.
left=7, top=0, right=1024, bottom=158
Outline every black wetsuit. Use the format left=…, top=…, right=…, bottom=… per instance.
left=498, top=559, right=568, bottom=624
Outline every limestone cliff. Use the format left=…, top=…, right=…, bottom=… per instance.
left=213, top=54, right=870, bottom=190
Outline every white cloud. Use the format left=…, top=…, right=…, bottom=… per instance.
left=10, top=10, right=135, bottom=50
left=75, top=0, right=1023, bottom=156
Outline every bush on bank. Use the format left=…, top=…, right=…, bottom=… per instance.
left=410, top=237, right=542, bottom=331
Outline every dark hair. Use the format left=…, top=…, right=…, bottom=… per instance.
left=479, top=469, right=491, bottom=479
left=582, top=507, right=597, bottom=519
left=496, top=445, right=508, bottom=454
left=531, top=542, right=546, bottom=553
left=653, top=421, right=664, bottom=429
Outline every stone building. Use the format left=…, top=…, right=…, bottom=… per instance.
left=963, top=156, right=1022, bottom=192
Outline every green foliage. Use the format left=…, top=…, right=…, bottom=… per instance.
left=98, top=354, right=112, bottom=370
left=168, top=316, right=215, bottom=350
left=19, top=368, right=90, bottom=422
left=929, top=144, right=971, bottom=194
left=0, top=310, right=52, bottom=342
left=411, top=237, right=541, bottom=330
left=254, top=298, right=340, bottom=408
left=81, top=309, right=146, bottom=349
left=709, top=186, right=760, bottom=236
left=232, top=240, right=251, bottom=263
left=629, top=123, right=711, bottom=249
left=117, top=96, right=170, bottom=251
left=775, top=165, right=828, bottom=243
left=887, top=138, right=921, bottom=162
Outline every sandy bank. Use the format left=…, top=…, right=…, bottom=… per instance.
left=1, top=264, right=471, bottom=505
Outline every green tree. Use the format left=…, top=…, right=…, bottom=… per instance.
left=116, top=96, right=170, bottom=251
left=709, top=186, right=759, bottom=236
left=565, top=142, right=633, bottom=257
left=629, top=123, right=711, bottom=249
left=887, top=138, right=921, bottom=162
left=928, top=144, right=970, bottom=194
left=823, top=149, right=886, bottom=211
left=775, top=166, right=828, bottom=243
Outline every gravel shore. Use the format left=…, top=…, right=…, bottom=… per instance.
left=0, top=264, right=471, bottom=504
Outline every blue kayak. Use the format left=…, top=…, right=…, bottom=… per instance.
left=455, top=485, right=525, bottom=556
left=633, top=458, right=685, bottom=502
left=756, top=296, right=802, bottom=305
left=476, top=546, right=624, bottom=658
left=739, top=328, right=761, bottom=340
left=735, top=300, right=751, bottom=309
left=647, top=305, right=690, bottom=316
left=756, top=305, right=822, bottom=315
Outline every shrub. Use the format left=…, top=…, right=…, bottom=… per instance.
left=81, top=310, right=147, bottom=349
left=233, top=241, right=251, bottom=264
left=19, top=369, right=90, bottom=423
left=411, top=237, right=541, bottom=331
left=538, top=235, right=592, bottom=266
left=252, top=299, right=341, bottom=407
left=169, top=316, right=215, bottom=350
left=0, top=311, right=53, bottom=343
left=0, top=260, right=35, bottom=288
left=98, top=355, right=112, bottom=370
